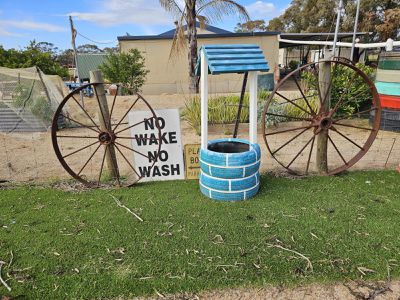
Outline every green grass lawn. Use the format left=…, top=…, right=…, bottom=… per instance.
left=0, top=170, right=399, bottom=299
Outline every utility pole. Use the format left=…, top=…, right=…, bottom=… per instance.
left=69, top=15, right=84, bottom=106
left=332, top=0, right=343, bottom=56
left=350, top=0, right=361, bottom=62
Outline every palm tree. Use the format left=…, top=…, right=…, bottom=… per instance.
left=160, top=0, right=250, bottom=93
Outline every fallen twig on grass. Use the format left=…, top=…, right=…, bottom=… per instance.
left=0, top=261, right=11, bottom=292
left=110, top=195, right=143, bottom=222
left=7, top=252, right=13, bottom=270
left=267, top=243, right=313, bottom=272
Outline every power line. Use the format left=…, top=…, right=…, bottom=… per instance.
left=76, top=31, right=118, bottom=45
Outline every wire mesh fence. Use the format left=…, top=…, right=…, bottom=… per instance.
left=0, top=67, right=399, bottom=184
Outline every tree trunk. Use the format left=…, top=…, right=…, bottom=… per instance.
left=187, top=0, right=199, bottom=94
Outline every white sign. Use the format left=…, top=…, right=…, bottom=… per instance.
left=128, top=108, right=185, bottom=182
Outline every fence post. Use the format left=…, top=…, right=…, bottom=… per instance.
left=90, top=70, right=119, bottom=181
left=316, top=51, right=333, bottom=173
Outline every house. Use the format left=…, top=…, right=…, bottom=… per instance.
left=118, top=23, right=280, bottom=94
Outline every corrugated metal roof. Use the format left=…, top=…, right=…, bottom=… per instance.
left=159, top=22, right=231, bottom=37
left=76, top=54, right=107, bottom=80
left=195, top=44, right=269, bottom=75
left=118, top=31, right=279, bottom=41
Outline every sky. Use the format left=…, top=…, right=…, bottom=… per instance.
left=0, top=0, right=290, bottom=51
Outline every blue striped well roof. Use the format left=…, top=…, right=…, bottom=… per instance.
left=195, top=44, right=269, bottom=75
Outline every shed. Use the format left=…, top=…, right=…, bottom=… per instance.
left=76, top=54, right=107, bottom=81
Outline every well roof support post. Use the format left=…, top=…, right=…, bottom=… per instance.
left=200, top=49, right=208, bottom=150
left=248, top=71, right=258, bottom=144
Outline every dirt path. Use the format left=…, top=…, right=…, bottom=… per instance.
left=135, top=280, right=400, bottom=299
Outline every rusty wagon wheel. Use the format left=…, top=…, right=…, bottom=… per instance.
left=52, top=83, right=162, bottom=187
left=262, top=60, right=381, bottom=176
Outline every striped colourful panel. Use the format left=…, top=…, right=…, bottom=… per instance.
left=379, top=94, right=400, bottom=109
left=375, top=82, right=400, bottom=97
left=378, top=56, right=400, bottom=70
left=375, top=69, right=400, bottom=83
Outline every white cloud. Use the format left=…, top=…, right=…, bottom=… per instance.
left=245, top=1, right=276, bottom=19
left=69, top=0, right=173, bottom=27
left=0, top=27, right=23, bottom=37
left=0, top=20, right=66, bottom=33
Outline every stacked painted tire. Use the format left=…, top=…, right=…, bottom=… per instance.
left=199, top=138, right=261, bottom=201
left=372, top=51, right=400, bottom=132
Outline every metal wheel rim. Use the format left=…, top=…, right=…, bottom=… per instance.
left=51, top=83, right=162, bottom=187
left=262, top=60, right=381, bottom=176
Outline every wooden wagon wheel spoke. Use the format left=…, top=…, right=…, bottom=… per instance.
left=330, top=72, right=359, bottom=114
left=114, top=117, right=155, bottom=135
left=286, top=135, right=315, bottom=169
left=311, top=68, right=323, bottom=104
left=332, top=89, right=373, bottom=118
left=114, top=144, right=141, bottom=179
left=275, top=92, right=314, bottom=116
left=305, top=135, right=316, bottom=174
left=62, top=140, right=99, bottom=159
left=77, top=143, right=102, bottom=176
left=113, top=96, right=140, bottom=131
left=108, top=85, right=119, bottom=128
left=332, top=122, right=374, bottom=131
left=265, top=125, right=314, bottom=136
left=114, top=141, right=150, bottom=160
left=265, top=112, right=313, bottom=121
left=98, top=146, right=108, bottom=186
left=60, top=113, right=100, bottom=134
left=262, top=60, right=381, bottom=176
left=272, top=127, right=311, bottom=155
left=328, top=135, right=348, bottom=165
left=293, top=77, right=316, bottom=115
left=106, top=145, right=121, bottom=186
left=272, top=93, right=319, bottom=106
left=330, top=126, right=364, bottom=150
left=71, top=95, right=101, bottom=132
left=56, top=135, right=99, bottom=139
left=333, top=107, right=377, bottom=122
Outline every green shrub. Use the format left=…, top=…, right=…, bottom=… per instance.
left=283, top=96, right=319, bottom=118
left=288, top=60, right=299, bottom=70
left=300, top=63, right=375, bottom=116
left=182, top=91, right=270, bottom=135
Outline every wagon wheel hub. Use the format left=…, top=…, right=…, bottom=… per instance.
left=319, top=117, right=333, bottom=130
left=98, top=131, right=115, bottom=145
